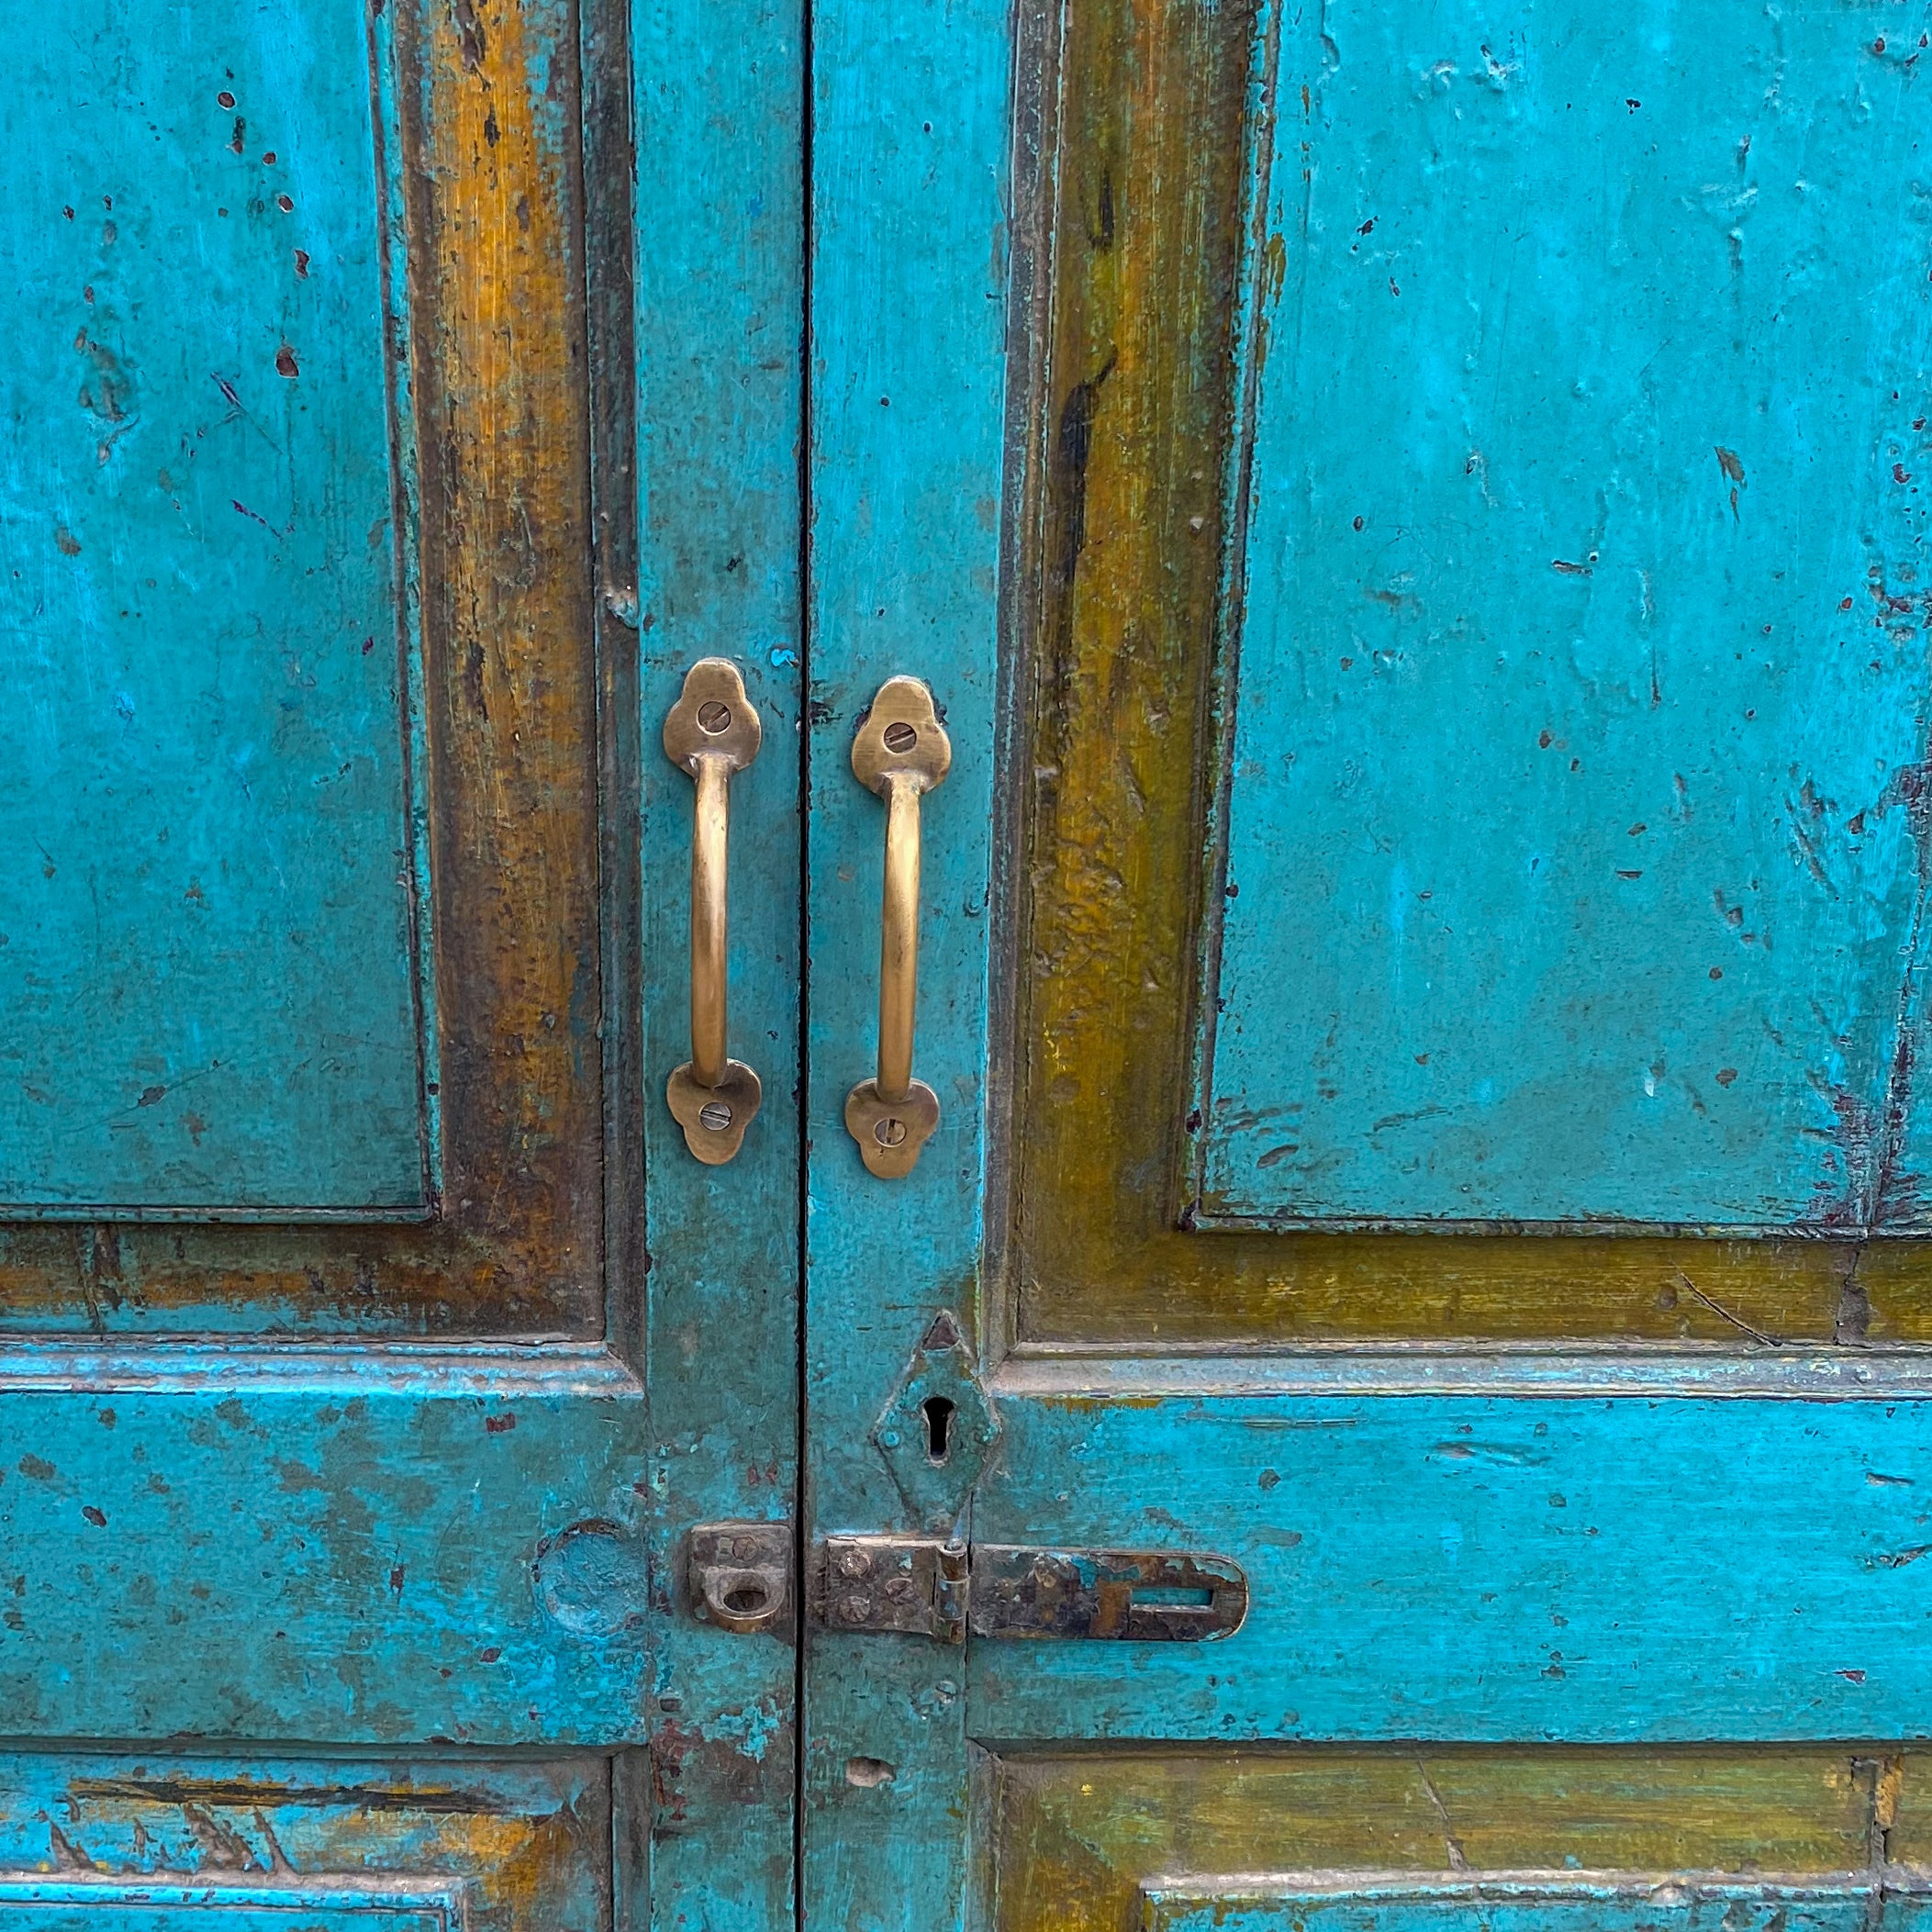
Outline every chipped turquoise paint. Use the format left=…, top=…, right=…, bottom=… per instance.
left=971, top=1375, right=1932, bottom=1741
left=1200, top=0, right=1932, bottom=1230
left=0, top=1347, right=648, bottom=1743
left=0, top=0, right=430, bottom=1214
left=1143, top=1882, right=1932, bottom=1932
left=801, top=0, right=1011, bottom=1908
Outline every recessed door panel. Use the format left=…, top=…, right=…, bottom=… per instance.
left=0, top=0, right=605, bottom=1335
left=1010, top=0, right=1932, bottom=1346
left=993, top=1751, right=1918, bottom=1932
left=1, top=0, right=429, bottom=1216
left=1199, top=0, right=1932, bottom=1234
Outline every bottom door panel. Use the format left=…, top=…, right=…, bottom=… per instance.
left=994, top=1750, right=1927, bottom=1932
left=0, top=1889, right=463, bottom=1931
left=0, top=1753, right=621, bottom=1930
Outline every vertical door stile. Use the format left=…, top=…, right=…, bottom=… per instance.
left=632, top=0, right=809, bottom=1914
left=585, top=0, right=652, bottom=1909
left=802, top=0, right=1015, bottom=1915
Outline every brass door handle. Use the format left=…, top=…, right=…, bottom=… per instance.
left=845, top=676, right=951, bottom=1178
left=664, top=660, right=763, bottom=1163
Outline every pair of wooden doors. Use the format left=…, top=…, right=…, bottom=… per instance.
left=5, top=0, right=1932, bottom=1923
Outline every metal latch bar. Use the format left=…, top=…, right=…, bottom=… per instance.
left=809, top=1535, right=1247, bottom=1644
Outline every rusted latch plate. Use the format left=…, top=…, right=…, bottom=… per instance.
left=816, top=1535, right=968, bottom=1642
left=807, top=1536, right=1246, bottom=1644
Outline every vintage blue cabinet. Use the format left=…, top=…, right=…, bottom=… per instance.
left=7, top=0, right=1932, bottom=1924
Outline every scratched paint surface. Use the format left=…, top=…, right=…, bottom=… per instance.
left=0, top=1752, right=607, bottom=1928
left=0, top=0, right=428, bottom=1212
left=971, top=1381, right=1932, bottom=1741
left=0, top=1348, right=649, bottom=1743
left=1202, top=0, right=1932, bottom=1229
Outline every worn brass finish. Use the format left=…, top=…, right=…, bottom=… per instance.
left=687, top=754, right=731, bottom=1089
left=666, top=1058, right=762, bottom=1167
left=846, top=676, right=951, bottom=1178
left=844, top=1078, right=941, bottom=1183
left=664, top=659, right=763, bottom=1163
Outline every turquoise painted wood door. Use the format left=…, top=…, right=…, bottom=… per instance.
left=0, top=0, right=802, bottom=1924
left=802, top=0, right=1932, bottom=1921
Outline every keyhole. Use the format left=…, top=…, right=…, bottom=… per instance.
left=698, top=699, right=732, bottom=734
left=874, top=1117, right=907, bottom=1147
left=883, top=720, right=918, bottom=754
left=921, top=1395, right=955, bottom=1464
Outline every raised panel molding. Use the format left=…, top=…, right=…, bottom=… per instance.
left=1139, top=1875, right=1932, bottom=1932
left=0, top=1754, right=611, bottom=1930
left=0, top=1875, right=464, bottom=1927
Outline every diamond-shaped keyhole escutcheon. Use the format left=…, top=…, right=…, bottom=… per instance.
left=871, top=1311, right=1002, bottom=1531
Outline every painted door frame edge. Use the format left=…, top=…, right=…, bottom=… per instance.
left=582, top=0, right=661, bottom=1913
